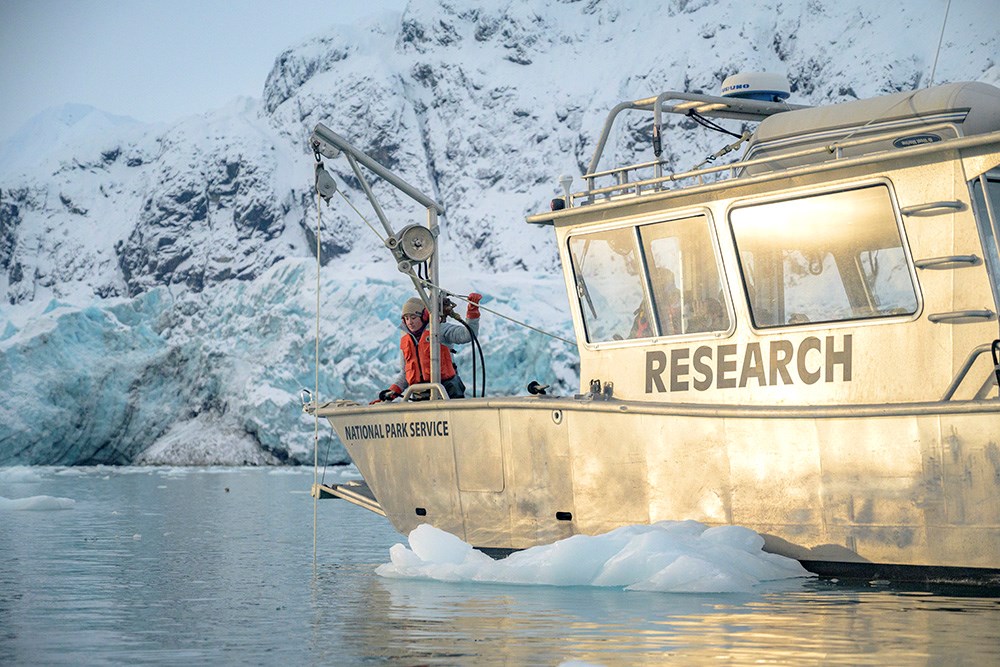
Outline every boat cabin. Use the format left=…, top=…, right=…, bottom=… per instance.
left=528, top=82, right=1000, bottom=407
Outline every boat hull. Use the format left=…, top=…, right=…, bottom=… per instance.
left=321, top=397, right=1000, bottom=581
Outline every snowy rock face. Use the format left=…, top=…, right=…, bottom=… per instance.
left=1, top=0, right=997, bottom=465
left=113, top=109, right=294, bottom=297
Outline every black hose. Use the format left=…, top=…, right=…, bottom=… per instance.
left=686, top=109, right=744, bottom=139
left=455, top=316, right=486, bottom=397
left=474, top=325, right=486, bottom=397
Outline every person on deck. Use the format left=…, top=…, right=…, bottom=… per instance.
left=378, top=293, right=482, bottom=401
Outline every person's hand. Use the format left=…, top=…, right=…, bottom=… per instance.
left=466, top=292, right=482, bottom=319
left=441, top=297, right=456, bottom=320
left=378, top=388, right=400, bottom=402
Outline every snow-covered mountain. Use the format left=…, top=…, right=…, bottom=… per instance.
left=2, top=0, right=997, bottom=465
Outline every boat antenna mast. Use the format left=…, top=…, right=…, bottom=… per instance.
left=309, top=123, right=448, bottom=393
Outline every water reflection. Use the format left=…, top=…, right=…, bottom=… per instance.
left=3, top=467, right=999, bottom=666
left=315, top=557, right=1000, bottom=666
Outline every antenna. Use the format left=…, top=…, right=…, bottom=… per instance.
left=927, top=0, right=952, bottom=87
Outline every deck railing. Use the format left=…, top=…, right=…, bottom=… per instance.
left=575, top=121, right=968, bottom=207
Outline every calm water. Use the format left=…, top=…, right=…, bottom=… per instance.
left=2, top=467, right=1000, bottom=666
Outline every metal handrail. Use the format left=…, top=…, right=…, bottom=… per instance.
left=927, top=309, right=996, bottom=324
left=913, top=255, right=981, bottom=270
left=586, top=90, right=806, bottom=176
left=567, top=128, right=1000, bottom=208
left=901, top=200, right=966, bottom=216
left=401, top=382, right=450, bottom=401
left=577, top=121, right=967, bottom=205
left=941, top=343, right=999, bottom=401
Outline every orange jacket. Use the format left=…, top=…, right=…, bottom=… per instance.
left=390, top=318, right=478, bottom=395
left=400, top=329, right=457, bottom=385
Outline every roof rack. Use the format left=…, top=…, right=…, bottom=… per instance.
left=575, top=82, right=1000, bottom=210
left=585, top=90, right=808, bottom=184
left=526, top=126, right=1000, bottom=225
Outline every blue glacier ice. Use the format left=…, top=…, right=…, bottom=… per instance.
left=0, top=258, right=576, bottom=465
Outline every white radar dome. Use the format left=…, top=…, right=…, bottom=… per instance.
left=720, top=72, right=791, bottom=102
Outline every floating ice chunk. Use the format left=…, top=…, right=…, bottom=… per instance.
left=0, top=495, right=75, bottom=511
left=377, top=521, right=814, bottom=593
left=54, top=468, right=88, bottom=477
left=407, top=523, right=480, bottom=565
left=0, top=466, right=45, bottom=484
left=627, top=554, right=758, bottom=593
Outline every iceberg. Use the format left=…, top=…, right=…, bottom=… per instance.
left=377, top=521, right=815, bottom=594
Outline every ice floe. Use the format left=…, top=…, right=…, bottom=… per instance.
left=0, top=495, right=76, bottom=511
left=377, top=520, right=814, bottom=594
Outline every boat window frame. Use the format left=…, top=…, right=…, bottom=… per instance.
left=565, top=207, right=736, bottom=350
left=970, top=169, right=1000, bottom=313
left=726, top=178, right=923, bottom=333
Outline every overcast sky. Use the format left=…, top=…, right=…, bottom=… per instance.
left=0, top=0, right=406, bottom=142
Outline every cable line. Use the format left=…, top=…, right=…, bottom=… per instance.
left=420, top=280, right=576, bottom=346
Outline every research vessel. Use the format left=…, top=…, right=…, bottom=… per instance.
left=306, top=76, right=1000, bottom=583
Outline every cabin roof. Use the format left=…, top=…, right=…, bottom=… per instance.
left=749, top=82, right=1000, bottom=147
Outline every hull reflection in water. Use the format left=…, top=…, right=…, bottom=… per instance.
left=360, top=575, right=1000, bottom=666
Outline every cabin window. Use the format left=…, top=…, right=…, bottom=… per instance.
left=568, top=214, right=731, bottom=342
left=971, top=172, right=1000, bottom=310
left=638, top=215, right=731, bottom=336
left=568, top=227, right=649, bottom=342
left=730, top=185, right=918, bottom=328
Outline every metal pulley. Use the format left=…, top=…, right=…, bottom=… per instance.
left=394, top=224, right=436, bottom=263
left=315, top=163, right=337, bottom=202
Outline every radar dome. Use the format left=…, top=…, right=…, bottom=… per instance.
left=720, top=72, right=791, bottom=102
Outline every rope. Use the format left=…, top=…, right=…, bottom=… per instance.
left=420, top=279, right=576, bottom=345
left=928, top=0, right=952, bottom=87
left=312, top=191, right=322, bottom=568
left=337, top=190, right=386, bottom=242
left=827, top=93, right=917, bottom=153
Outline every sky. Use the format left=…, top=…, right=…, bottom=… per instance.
left=0, top=0, right=407, bottom=143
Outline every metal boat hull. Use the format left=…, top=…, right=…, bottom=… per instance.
left=320, top=396, right=1000, bottom=580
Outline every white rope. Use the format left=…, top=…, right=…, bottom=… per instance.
left=312, top=192, right=322, bottom=568
left=337, top=190, right=386, bottom=242
left=419, top=279, right=576, bottom=345
left=928, top=0, right=952, bottom=87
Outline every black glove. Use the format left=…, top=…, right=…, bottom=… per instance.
left=378, top=389, right=399, bottom=402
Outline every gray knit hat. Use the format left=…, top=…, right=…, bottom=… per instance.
left=401, top=297, right=424, bottom=318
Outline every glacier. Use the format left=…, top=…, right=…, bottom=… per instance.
left=1, top=0, right=998, bottom=465
left=0, top=261, right=576, bottom=465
